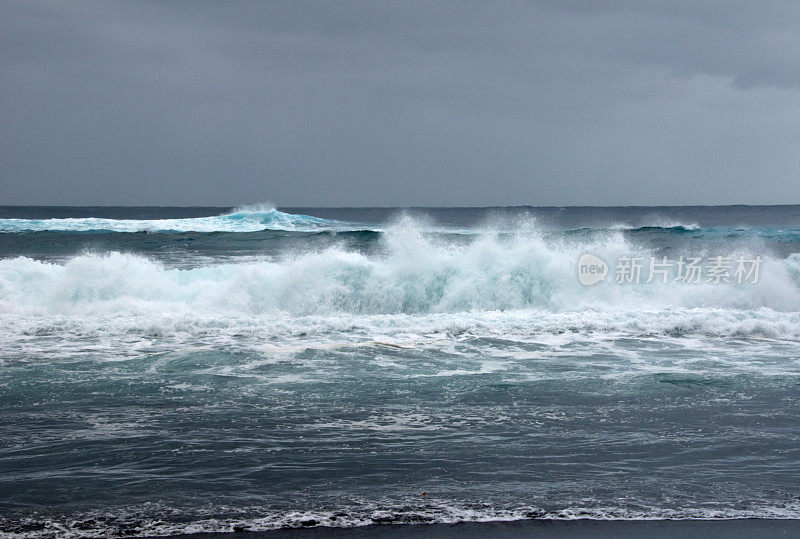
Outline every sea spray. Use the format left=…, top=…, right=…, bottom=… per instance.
left=1, top=216, right=798, bottom=317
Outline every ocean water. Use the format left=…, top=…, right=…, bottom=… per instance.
left=1, top=205, right=799, bottom=536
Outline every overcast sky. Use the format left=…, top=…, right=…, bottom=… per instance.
left=1, top=1, right=799, bottom=206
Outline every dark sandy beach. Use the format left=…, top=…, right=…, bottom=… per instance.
left=173, top=519, right=800, bottom=538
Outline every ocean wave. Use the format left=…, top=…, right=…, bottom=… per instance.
left=5, top=309, right=800, bottom=375
left=559, top=224, right=800, bottom=243
left=7, top=305, right=800, bottom=342
left=3, top=500, right=799, bottom=537
left=609, top=220, right=701, bottom=232
left=1, top=218, right=798, bottom=317
left=1, top=219, right=799, bottom=351
left=624, top=225, right=800, bottom=240
left=0, top=204, right=353, bottom=233
left=4, top=206, right=800, bottom=242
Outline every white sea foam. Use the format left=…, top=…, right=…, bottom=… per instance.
left=1, top=217, right=799, bottom=372
left=1, top=217, right=798, bottom=316
left=3, top=501, right=799, bottom=538
left=0, top=204, right=352, bottom=233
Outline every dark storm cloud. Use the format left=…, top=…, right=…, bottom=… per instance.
left=1, top=0, right=799, bottom=206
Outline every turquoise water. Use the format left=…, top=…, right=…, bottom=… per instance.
left=1, top=206, right=799, bottom=535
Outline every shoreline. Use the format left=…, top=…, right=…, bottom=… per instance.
left=170, top=519, right=800, bottom=538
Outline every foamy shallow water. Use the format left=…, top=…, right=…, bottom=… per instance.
left=1, top=206, right=799, bottom=536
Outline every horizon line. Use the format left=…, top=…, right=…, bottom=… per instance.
left=1, top=203, right=800, bottom=209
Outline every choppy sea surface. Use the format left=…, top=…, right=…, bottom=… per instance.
left=1, top=205, right=799, bottom=537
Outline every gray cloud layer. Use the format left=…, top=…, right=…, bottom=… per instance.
left=1, top=0, right=799, bottom=206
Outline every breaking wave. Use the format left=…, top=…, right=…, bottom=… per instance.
left=3, top=500, right=799, bottom=537
left=0, top=204, right=353, bottom=233
left=1, top=217, right=799, bottom=342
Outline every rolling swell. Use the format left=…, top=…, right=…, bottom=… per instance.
left=566, top=224, right=800, bottom=242
left=0, top=204, right=357, bottom=233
